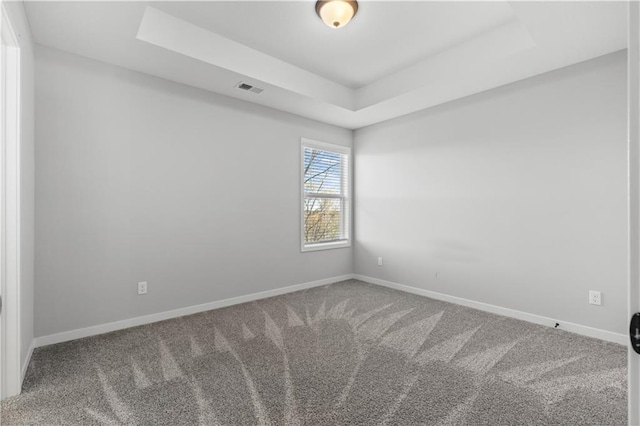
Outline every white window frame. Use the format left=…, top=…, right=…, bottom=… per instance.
left=300, top=139, right=351, bottom=252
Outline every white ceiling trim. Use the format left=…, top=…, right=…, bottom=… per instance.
left=356, top=18, right=537, bottom=109
left=137, top=6, right=355, bottom=110
left=25, top=1, right=628, bottom=129
left=136, top=6, right=538, bottom=114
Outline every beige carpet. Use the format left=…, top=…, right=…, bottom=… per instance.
left=1, top=279, right=627, bottom=425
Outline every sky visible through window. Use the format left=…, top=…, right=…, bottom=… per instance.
left=304, top=148, right=342, bottom=196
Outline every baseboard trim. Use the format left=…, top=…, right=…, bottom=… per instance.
left=354, top=274, right=627, bottom=345
left=21, top=340, right=34, bottom=385
left=34, top=274, right=355, bottom=348
left=34, top=273, right=626, bottom=348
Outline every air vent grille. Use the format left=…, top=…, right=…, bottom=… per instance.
left=236, top=82, right=264, bottom=94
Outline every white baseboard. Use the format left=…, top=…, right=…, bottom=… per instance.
left=21, top=340, right=35, bottom=385
left=34, top=274, right=355, bottom=348
left=354, top=274, right=627, bottom=345
left=33, top=273, right=626, bottom=348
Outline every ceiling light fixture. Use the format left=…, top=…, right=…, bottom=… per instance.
left=315, top=0, right=358, bottom=29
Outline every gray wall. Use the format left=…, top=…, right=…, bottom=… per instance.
left=354, top=51, right=628, bottom=334
left=18, top=6, right=35, bottom=374
left=35, top=46, right=352, bottom=337
left=35, top=44, right=627, bottom=338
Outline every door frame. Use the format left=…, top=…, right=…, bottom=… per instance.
left=0, top=2, right=22, bottom=400
left=629, top=1, right=640, bottom=425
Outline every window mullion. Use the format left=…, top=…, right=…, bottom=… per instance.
left=304, top=192, right=342, bottom=199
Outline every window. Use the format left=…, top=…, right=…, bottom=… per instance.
left=301, top=139, right=351, bottom=252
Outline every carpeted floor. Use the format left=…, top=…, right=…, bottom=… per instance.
left=0, top=279, right=628, bottom=425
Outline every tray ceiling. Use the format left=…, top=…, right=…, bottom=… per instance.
left=25, top=1, right=627, bottom=129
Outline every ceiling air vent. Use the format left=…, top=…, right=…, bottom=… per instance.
left=236, top=82, right=264, bottom=94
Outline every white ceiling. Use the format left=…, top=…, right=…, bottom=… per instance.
left=153, top=1, right=516, bottom=89
left=25, top=1, right=628, bottom=129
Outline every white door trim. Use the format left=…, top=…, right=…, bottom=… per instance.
left=628, top=2, right=640, bottom=425
left=0, top=3, right=22, bottom=400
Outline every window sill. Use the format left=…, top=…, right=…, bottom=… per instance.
left=301, top=240, right=351, bottom=253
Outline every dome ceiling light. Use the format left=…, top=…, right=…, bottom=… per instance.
left=315, top=0, right=359, bottom=29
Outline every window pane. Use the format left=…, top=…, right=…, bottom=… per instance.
left=304, top=148, right=342, bottom=195
left=304, top=197, right=343, bottom=243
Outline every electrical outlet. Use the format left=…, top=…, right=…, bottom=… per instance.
left=377, top=257, right=383, bottom=266
left=589, top=290, right=601, bottom=306
left=138, top=281, right=148, bottom=295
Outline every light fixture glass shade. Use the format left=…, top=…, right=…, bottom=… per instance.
left=316, top=0, right=358, bottom=29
